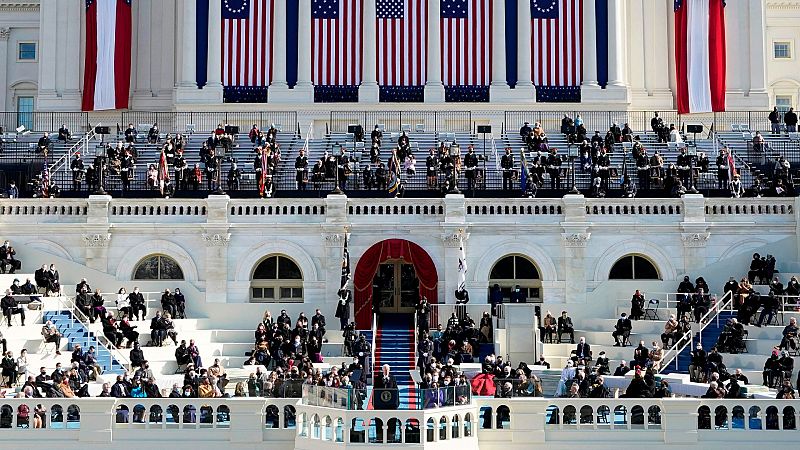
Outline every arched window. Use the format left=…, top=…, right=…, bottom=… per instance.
left=488, top=254, right=542, bottom=302
left=133, top=255, right=184, bottom=280
left=251, top=255, right=303, bottom=302
left=608, top=255, right=660, bottom=280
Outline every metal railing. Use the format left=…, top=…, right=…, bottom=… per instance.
left=659, top=290, right=734, bottom=373
left=49, top=125, right=99, bottom=175
left=50, top=295, right=132, bottom=373
left=329, top=111, right=473, bottom=133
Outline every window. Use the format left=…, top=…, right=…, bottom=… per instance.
left=776, top=96, right=793, bottom=114
left=609, top=255, right=660, bottom=280
left=17, top=42, right=36, bottom=61
left=133, top=255, right=184, bottom=280
left=251, top=255, right=303, bottom=302
left=488, top=254, right=542, bottom=302
left=16, top=96, right=34, bottom=131
left=774, top=42, right=792, bottom=59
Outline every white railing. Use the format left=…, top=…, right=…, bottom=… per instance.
left=49, top=125, right=99, bottom=175
left=370, top=312, right=377, bottom=382
left=659, top=290, right=734, bottom=373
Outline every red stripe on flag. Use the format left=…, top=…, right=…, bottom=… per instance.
left=244, top=12, right=251, bottom=85
left=674, top=3, right=690, bottom=114
left=114, top=0, right=132, bottom=109
left=708, top=0, right=726, bottom=112
left=81, top=1, right=98, bottom=111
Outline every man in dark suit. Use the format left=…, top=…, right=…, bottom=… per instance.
left=557, top=311, right=574, bottom=344
left=375, top=364, right=398, bottom=389
left=612, top=313, right=632, bottom=347
left=374, top=364, right=399, bottom=410
left=575, top=337, right=591, bottom=360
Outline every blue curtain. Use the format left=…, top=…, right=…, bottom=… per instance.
left=535, top=86, right=581, bottom=103
left=445, top=86, right=490, bottom=102
left=196, top=0, right=209, bottom=88
left=287, top=0, right=299, bottom=88
left=379, top=86, right=424, bottom=102
left=596, top=0, right=609, bottom=88
left=505, top=0, right=518, bottom=87
left=223, top=86, right=270, bottom=103
left=314, top=86, right=360, bottom=103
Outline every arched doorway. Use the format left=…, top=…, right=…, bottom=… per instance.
left=353, top=239, right=438, bottom=329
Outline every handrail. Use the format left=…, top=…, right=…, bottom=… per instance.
left=659, top=290, right=734, bottom=373
left=55, top=294, right=132, bottom=373
left=491, top=137, right=499, bottom=170
left=50, top=124, right=99, bottom=174
left=370, top=312, right=377, bottom=383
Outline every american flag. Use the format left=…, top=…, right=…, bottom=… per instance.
left=222, top=0, right=275, bottom=87
left=377, top=0, right=427, bottom=86
left=441, top=0, right=492, bottom=86
left=340, top=234, right=351, bottom=291
left=530, top=0, right=583, bottom=87
left=313, top=0, right=363, bottom=86
left=41, top=153, right=50, bottom=198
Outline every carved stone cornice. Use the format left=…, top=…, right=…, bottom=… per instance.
left=0, top=4, right=39, bottom=13
left=0, top=28, right=10, bottom=41
left=681, top=232, right=710, bottom=248
left=561, top=232, right=591, bottom=248
left=82, top=233, right=111, bottom=248
left=441, top=229, right=469, bottom=248
left=323, top=233, right=346, bottom=248
left=201, top=233, right=231, bottom=247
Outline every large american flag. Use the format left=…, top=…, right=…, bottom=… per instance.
left=312, top=0, right=363, bottom=86
left=441, top=0, right=491, bottom=86
left=530, top=0, right=583, bottom=87
left=222, top=0, right=275, bottom=87
left=377, top=0, right=427, bottom=86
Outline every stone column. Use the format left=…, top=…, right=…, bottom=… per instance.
left=680, top=194, right=709, bottom=275
left=77, top=398, right=115, bottom=443
left=561, top=195, right=590, bottom=305
left=746, top=0, right=769, bottom=105
left=440, top=229, right=469, bottom=305
left=489, top=0, right=510, bottom=101
left=580, top=0, right=601, bottom=97
left=637, top=0, right=672, bottom=108
left=513, top=0, right=535, bottom=101
left=132, top=0, right=153, bottom=101
left=604, top=0, right=630, bottom=101
left=37, top=0, right=58, bottom=101
left=176, top=0, right=198, bottom=101
left=63, top=1, right=82, bottom=104
left=661, top=399, right=700, bottom=443
left=204, top=195, right=231, bottom=303
left=423, top=0, right=445, bottom=102
left=359, top=0, right=380, bottom=102
left=269, top=0, right=292, bottom=102
left=323, top=230, right=348, bottom=309
left=202, top=0, right=224, bottom=102
left=294, top=0, right=314, bottom=101
left=0, top=28, right=9, bottom=111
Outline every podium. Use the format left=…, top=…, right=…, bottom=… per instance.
left=373, top=388, right=400, bottom=410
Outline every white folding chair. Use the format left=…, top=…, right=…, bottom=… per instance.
left=788, top=132, right=800, bottom=141
left=377, top=123, right=385, bottom=132
left=401, top=124, right=412, bottom=133
left=415, top=123, right=425, bottom=133
left=731, top=124, right=740, bottom=132
left=185, top=124, right=196, bottom=135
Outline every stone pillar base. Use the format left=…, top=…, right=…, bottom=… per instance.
left=193, top=83, right=224, bottom=104
left=582, top=84, right=631, bottom=104
left=358, top=83, right=380, bottom=103
left=292, top=83, right=315, bottom=103
left=489, top=84, right=514, bottom=102
left=267, top=84, right=292, bottom=103
left=505, top=84, right=536, bottom=103
left=726, top=90, right=770, bottom=110
left=424, top=83, right=445, bottom=103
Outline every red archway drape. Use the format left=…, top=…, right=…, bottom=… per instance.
left=353, top=239, right=438, bottom=329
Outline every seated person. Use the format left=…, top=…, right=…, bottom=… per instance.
left=612, top=313, right=632, bottom=347
left=557, top=311, right=575, bottom=344
left=780, top=317, right=799, bottom=351
left=660, top=315, right=680, bottom=347
left=630, top=290, right=645, bottom=320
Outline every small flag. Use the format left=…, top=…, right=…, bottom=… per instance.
left=457, top=244, right=467, bottom=292
left=42, top=152, right=50, bottom=197
left=340, top=234, right=351, bottom=291
left=388, top=152, right=401, bottom=196
left=726, top=150, right=737, bottom=183
left=519, top=151, right=528, bottom=194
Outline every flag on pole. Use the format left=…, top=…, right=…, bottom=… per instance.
left=41, top=153, right=50, bottom=198
left=82, top=0, right=133, bottom=111
left=519, top=151, right=529, bottom=194
left=222, top=0, right=275, bottom=87
left=340, top=234, right=351, bottom=291
left=457, top=244, right=467, bottom=292
left=674, top=0, right=727, bottom=114
left=258, top=152, right=269, bottom=197
left=441, top=0, right=492, bottom=86
left=158, top=149, right=170, bottom=196
left=530, top=0, right=583, bottom=87
left=377, top=0, right=427, bottom=86
left=312, top=0, right=363, bottom=86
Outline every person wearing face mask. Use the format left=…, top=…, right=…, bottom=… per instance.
left=510, top=284, right=526, bottom=303
left=129, top=286, right=146, bottom=321
left=688, top=344, right=707, bottom=382
left=557, top=311, right=574, bottom=344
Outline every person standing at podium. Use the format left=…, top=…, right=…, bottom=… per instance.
left=375, top=364, right=398, bottom=389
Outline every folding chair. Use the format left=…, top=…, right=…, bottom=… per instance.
left=415, top=123, right=426, bottom=133
left=644, top=299, right=660, bottom=320
left=401, top=124, right=412, bottom=133
left=185, top=124, right=196, bottom=135
left=731, top=124, right=741, bottom=132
